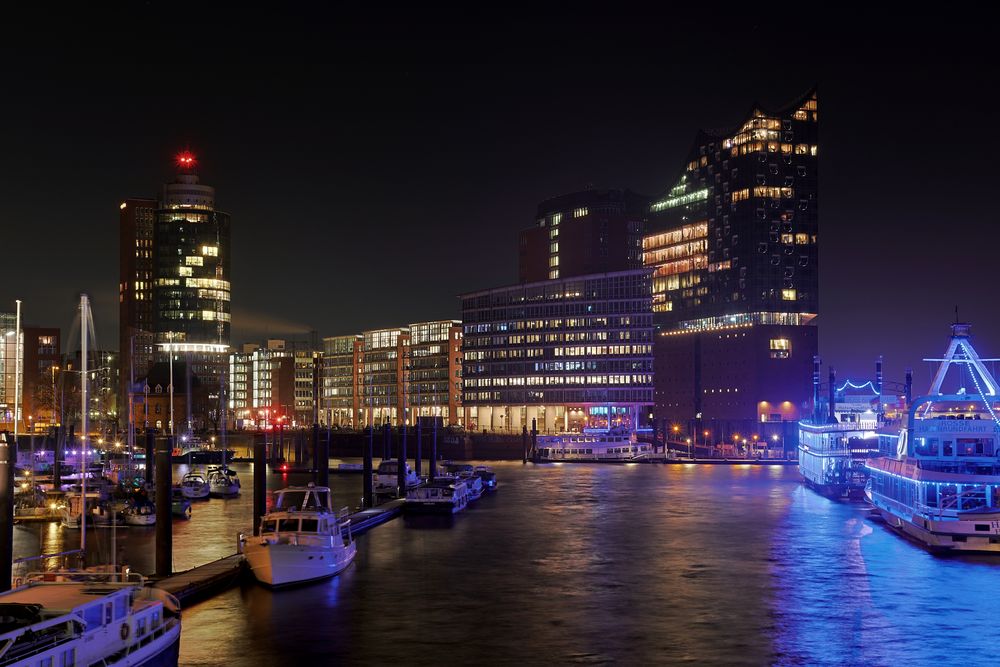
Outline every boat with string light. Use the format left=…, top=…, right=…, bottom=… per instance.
left=865, top=322, right=1000, bottom=552
left=797, top=360, right=899, bottom=500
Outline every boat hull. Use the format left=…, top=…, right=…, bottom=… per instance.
left=181, top=486, right=210, bottom=500
left=403, top=500, right=464, bottom=515
left=209, top=484, right=240, bottom=498
left=122, top=623, right=181, bottom=666
left=873, top=507, right=1000, bottom=553
left=245, top=541, right=357, bottom=587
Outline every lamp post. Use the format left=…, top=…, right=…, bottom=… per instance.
left=685, top=437, right=692, bottom=459
left=50, top=366, right=60, bottom=427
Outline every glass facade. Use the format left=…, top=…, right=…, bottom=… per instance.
left=645, top=90, right=818, bottom=331
left=0, top=312, right=23, bottom=429
left=461, top=270, right=654, bottom=433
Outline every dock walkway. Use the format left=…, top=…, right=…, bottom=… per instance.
left=152, top=554, right=245, bottom=605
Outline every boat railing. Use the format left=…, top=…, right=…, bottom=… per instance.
left=20, top=570, right=146, bottom=586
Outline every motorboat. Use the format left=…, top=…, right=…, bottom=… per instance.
left=438, top=462, right=484, bottom=501
left=208, top=466, right=241, bottom=497
left=866, top=323, right=1000, bottom=552
left=240, top=484, right=357, bottom=587
left=373, top=459, right=421, bottom=495
left=180, top=471, right=210, bottom=500
left=404, top=478, right=469, bottom=514
left=171, top=487, right=192, bottom=519
left=60, top=492, right=114, bottom=529
left=0, top=571, right=181, bottom=666
left=474, top=465, right=498, bottom=492
left=123, top=500, right=156, bottom=526
left=535, top=427, right=653, bottom=462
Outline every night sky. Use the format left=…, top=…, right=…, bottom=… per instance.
left=2, top=10, right=996, bottom=388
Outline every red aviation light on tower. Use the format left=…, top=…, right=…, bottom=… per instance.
left=175, top=150, right=197, bottom=172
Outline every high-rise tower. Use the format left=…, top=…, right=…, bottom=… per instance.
left=152, top=152, right=232, bottom=392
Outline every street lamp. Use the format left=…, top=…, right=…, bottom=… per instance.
left=685, top=437, right=692, bottom=459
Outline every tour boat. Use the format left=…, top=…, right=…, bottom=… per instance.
left=798, top=379, right=887, bottom=499
left=865, top=323, right=1000, bottom=552
left=241, top=484, right=357, bottom=587
left=207, top=466, right=241, bottom=497
left=404, top=478, right=469, bottom=514
left=0, top=571, right=181, bottom=666
left=372, top=459, right=421, bottom=494
left=180, top=471, right=210, bottom=500
left=535, top=427, right=653, bottom=462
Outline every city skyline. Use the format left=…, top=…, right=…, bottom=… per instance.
left=2, top=14, right=996, bottom=387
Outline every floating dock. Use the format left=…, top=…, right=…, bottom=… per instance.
left=152, top=554, right=245, bottom=605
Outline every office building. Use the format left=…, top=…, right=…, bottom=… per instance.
left=644, top=89, right=819, bottom=439
left=21, top=327, right=61, bottom=430
left=118, top=197, right=158, bottom=415
left=320, top=335, right=362, bottom=428
left=461, top=269, right=654, bottom=433
left=229, top=340, right=294, bottom=428
left=408, top=320, right=463, bottom=424
left=0, top=312, right=22, bottom=431
left=519, top=189, right=648, bottom=283
left=360, top=327, right=409, bottom=427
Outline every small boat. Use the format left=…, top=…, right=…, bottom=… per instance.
left=241, top=484, right=357, bottom=587
left=180, top=471, right=211, bottom=500
left=208, top=466, right=241, bottom=497
left=123, top=499, right=156, bottom=526
left=0, top=570, right=181, bottom=666
left=60, top=492, right=113, bottom=529
left=438, top=462, right=484, bottom=501
left=373, top=459, right=421, bottom=495
left=474, top=465, right=498, bottom=492
left=404, top=478, right=469, bottom=514
left=171, top=487, right=192, bottom=519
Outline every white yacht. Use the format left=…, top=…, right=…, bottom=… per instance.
left=122, top=500, right=156, bottom=527
left=179, top=472, right=210, bottom=500
left=438, top=462, right=484, bottom=501
left=535, top=427, right=653, bottom=462
left=404, top=478, right=469, bottom=514
left=241, top=484, right=357, bottom=587
left=60, top=493, right=114, bottom=530
left=207, top=467, right=241, bottom=498
left=0, top=571, right=181, bottom=666
left=866, top=323, right=1000, bottom=552
left=373, top=459, right=421, bottom=494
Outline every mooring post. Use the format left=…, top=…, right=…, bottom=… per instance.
left=531, top=418, right=538, bottom=463
left=315, top=423, right=328, bottom=489
left=54, top=425, right=65, bottom=489
left=253, top=433, right=266, bottom=536
left=155, top=435, right=173, bottom=578
left=415, top=419, right=422, bottom=477
left=383, top=420, right=390, bottom=460
left=397, top=422, right=408, bottom=497
left=430, top=418, right=437, bottom=481
left=1, top=432, right=15, bottom=592
left=363, top=424, right=374, bottom=508
left=522, top=425, right=528, bottom=464
left=145, top=428, right=155, bottom=485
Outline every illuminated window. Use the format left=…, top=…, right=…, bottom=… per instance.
left=770, top=338, right=791, bottom=359
left=201, top=245, right=219, bottom=256
left=178, top=266, right=192, bottom=277
left=548, top=269, right=559, bottom=279
left=795, top=233, right=809, bottom=244
left=549, top=227, right=559, bottom=239
left=731, top=189, right=749, bottom=203
left=550, top=213, right=562, bottom=226
left=573, top=207, right=588, bottom=218
left=549, top=255, right=559, bottom=267
left=550, top=242, right=559, bottom=253
left=781, top=289, right=797, bottom=301
left=781, top=234, right=793, bottom=244
left=185, top=256, right=203, bottom=266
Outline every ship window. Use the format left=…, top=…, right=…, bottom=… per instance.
left=976, top=524, right=991, bottom=532
left=114, top=594, right=128, bottom=620
left=279, top=518, right=299, bottom=531
left=914, top=438, right=938, bottom=457
left=262, top=519, right=278, bottom=532
left=60, top=649, right=75, bottom=667
left=925, top=484, right=938, bottom=507
left=83, top=603, right=104, bottom=630
left=301, top=519, right=319, bottom=532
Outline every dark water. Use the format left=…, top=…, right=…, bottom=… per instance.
left=14, top=462, right=1000, bottom=665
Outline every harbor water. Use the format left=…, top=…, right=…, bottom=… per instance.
left=14, top=462, right=1000, bottom=665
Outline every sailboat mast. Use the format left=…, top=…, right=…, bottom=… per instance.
left=80, top=294, right=88, bottom=553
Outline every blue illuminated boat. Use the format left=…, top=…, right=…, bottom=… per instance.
left=865, top=323, right=1000, bottom=552
left=798, top=374, right=888, bottom=499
